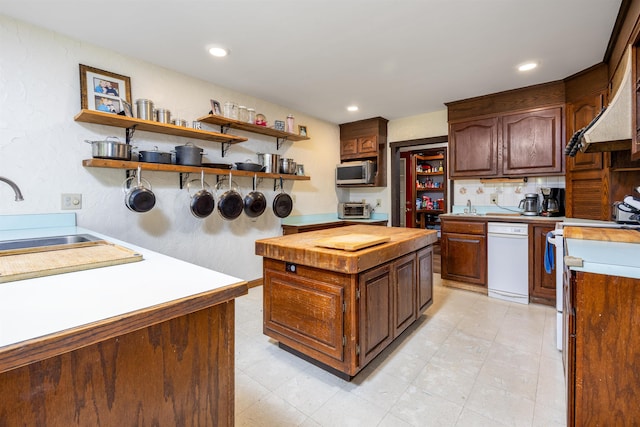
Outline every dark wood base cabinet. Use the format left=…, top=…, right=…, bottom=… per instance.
left=529, top=224, right=556, bottom=306
left=440, top=219, right=487, bottom=287
left=0, top=303, right=237, bottom=426
left=565, top=271, right=640, bottom=425
left=263, top=246, right=433, bottom=379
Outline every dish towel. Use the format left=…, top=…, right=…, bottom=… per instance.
left=544, top=231, right=555, bottom=273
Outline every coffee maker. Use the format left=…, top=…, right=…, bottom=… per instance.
left=541, top=187, right=565, bottom=217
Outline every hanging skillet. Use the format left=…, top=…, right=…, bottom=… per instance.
left=273, top=176, right=293, bottom=218
left=244, top=174, right=267, bottom=218
left=122, top=165, right=156, bottom=213
left=217, top=172, right=243, bottom=220
left=188, top=170, right=215, bottom=218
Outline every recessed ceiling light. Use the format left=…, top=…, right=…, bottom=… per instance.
left=347, top=105, right=359, bottom=112
left=518, top=62, right=538, bottom=72
left=209, top=47, right=229, bottom=57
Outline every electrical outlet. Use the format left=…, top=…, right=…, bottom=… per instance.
left=490, top=193, right=498, bottom=204
left=61, top=193, right=82, bottom=210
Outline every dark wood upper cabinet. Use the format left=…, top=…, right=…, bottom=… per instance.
left=448, top=106, right=563, bottom=179
left=565, top=93, right=605, bottom=171
left=449, top=118, right=499, bottom=177
left=501, top=107, right=564, bottom=176
left=447, top=82, right=565, bottom=179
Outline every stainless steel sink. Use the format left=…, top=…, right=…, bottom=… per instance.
left=0, top=234, right=103, bottom=251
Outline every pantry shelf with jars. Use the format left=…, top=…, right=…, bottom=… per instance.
left=412, top=152, right=448, bottom=230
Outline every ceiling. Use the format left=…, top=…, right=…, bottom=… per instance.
left=0, top=0, right=623, bottom=124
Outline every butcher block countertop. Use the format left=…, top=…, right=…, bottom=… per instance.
left=255, top=224, right=437, bottom=274
left=0, top=214, right=247, bottom=374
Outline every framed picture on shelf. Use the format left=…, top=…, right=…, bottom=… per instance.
left=298, top=125, right=308, bottom=137
left=79, top=64, right=131, bottom=114
left=120, top=98, right=133, bottom=117
left=274, top=120, right=285, bottom=131
left=210, top=99, right=222, bottom=115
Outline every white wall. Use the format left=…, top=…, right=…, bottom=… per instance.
left=0, top=15, right=340, bottom=280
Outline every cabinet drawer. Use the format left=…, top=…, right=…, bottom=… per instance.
left=441, top=220, right=486, bottom=235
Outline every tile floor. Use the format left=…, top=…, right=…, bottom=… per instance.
left=234, top=274, right=566, bottom=426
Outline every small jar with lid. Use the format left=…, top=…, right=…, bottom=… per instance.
left=238, top=105, right=248, bottom=122
left=247, top=108, right=256, bottom=124
left=223, top=101, right=238, bottom=119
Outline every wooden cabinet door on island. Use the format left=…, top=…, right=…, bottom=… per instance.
left=392, top=253, right=418, bottom=337
left=359, top=253, right=418, bottom=368
left=263, top=260, right=348, bottom=367
left=417, top=246, right=434, bottom=313
left=359, top=263, right=393, bottom=368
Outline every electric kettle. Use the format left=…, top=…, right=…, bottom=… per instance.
left=518, top=193, right=539, bottom=216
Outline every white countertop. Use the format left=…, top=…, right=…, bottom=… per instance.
left=565, top=237, right=640, bottom=279
left=0, top=214, right=245, bottom=349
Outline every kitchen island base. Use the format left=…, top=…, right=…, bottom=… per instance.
left=0, top=301, right=239, bottom=426
left=257, top=225, right=437, bottom=379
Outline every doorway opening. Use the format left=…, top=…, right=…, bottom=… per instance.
left=390, top=136, right=448, bottom=273
left=389, top=136, right=449, bottom=227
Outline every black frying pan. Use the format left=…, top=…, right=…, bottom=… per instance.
left=244, top=175, right=267, bottom=218
left=123, top=166, right=155, bottom=213
left=217, top=173, right=243, bottom=220
left=273, top=177, right=293, bottom=218
left=189, top=171, right=215, bottom=218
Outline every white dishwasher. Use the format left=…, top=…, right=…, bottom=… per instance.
left=487, top=222, right=529, bottom=304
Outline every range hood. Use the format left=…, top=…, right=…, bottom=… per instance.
left=574, top=51, right=633, bottom=154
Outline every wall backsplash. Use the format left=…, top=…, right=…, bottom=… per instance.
left=452, top=176, right=566, bottom=209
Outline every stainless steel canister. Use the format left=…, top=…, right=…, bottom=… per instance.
left=257, top=153, right=280, bottom=173
left=156, top=108, right=171, bottom=124
left=136, top=99, right=154, bottom=120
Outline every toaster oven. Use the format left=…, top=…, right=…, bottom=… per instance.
left=338, top=202, right=372, bottom=219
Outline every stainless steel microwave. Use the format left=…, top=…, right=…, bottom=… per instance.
left=335, top=160, right=376, bottom=185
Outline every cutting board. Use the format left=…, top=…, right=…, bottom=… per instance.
left=314, top=233, right=391, bottom=251
left=564, top=226, right=640, bottom=243
left=0, top=241, right=143, bottom=283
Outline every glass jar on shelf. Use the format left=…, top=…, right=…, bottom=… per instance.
left=238, top=105, right=248, bottom=122
left=247, top=108, right=256, bottom=124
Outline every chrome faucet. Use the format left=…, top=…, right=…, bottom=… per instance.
left=466, top=199, right=472, bottom=212
left=0, top=176, right=24, bottom=201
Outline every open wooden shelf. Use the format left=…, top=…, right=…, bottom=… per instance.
left=82, top=158, right=311, bottom=181
left=75, top=109, right=247, bottom=144
left=197, top=114, right=310, bottom=142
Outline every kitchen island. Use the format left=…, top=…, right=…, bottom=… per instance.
left=255, top=225, right=437, bottom=379
left=0, top=214, right=247, bottom=426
